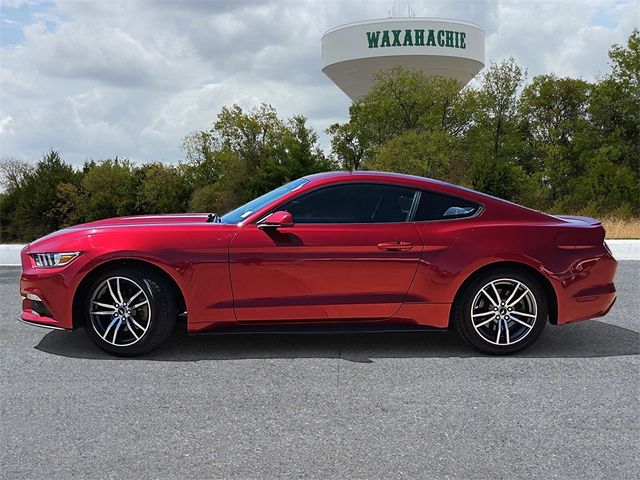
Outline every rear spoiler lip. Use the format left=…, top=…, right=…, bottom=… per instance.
left=554, top=215, right=606, bottom=250
left=553, top=215, right=602, bottom=227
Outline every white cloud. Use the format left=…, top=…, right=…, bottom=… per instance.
left=22, top=15, right=207, bottom=89
left=0, top=116, right=15, bottom=136
left=485, top=0, right=636, bottom=80
left=0, top=67, right=43, bottom=97
left=0, top=0, right=636, bottom=165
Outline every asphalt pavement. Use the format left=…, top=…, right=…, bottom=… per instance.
left=1, top=262, right=638, bottom=479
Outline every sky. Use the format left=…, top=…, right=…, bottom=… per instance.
left=0, top=0, right=638, bottom=166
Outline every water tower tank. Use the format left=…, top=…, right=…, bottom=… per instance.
left=322, top=18, right=485, bottom=100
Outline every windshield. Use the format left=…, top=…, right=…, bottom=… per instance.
left=220, top=178, right=309, bottom=224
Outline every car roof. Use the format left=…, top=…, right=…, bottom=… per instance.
left=304, top=171, right=473, bottom=196
left=305, top=170, right=446, bottom=186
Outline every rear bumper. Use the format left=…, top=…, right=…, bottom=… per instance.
left=563, top=289, right=616, bottom=324
left=555, top=250, right=618, bottom=325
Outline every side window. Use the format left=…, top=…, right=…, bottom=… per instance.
left=414, top=190, right=480, bottom=221
left=280, top=184, right=417, bottom=224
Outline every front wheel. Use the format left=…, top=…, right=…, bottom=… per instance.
left=453, top=269, right=547, bottom=355
left=84, top=267, right=176, bottom=356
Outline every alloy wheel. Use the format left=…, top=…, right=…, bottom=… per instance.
left=89, top=276, right=151, bottom=347
left=470, top=278, right=538, bottom=346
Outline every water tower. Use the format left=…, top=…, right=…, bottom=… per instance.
left=321, top=17, right=485, bottom=100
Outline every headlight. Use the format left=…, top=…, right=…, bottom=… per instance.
left=30, top=252, right=81, bottom=268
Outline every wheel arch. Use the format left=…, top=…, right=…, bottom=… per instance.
left=450, top=261, right=558, bottom=326
left=72, top=258, right=187, bottom=329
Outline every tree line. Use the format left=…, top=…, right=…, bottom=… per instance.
left=1, top=30, right=638, bottom=242
left=0, top=107, right=333, bottom=241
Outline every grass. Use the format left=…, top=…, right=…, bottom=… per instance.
left=602, top=217, right=640, bottom=239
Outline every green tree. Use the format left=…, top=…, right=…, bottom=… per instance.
left=183, top=104, right=329, bottom=212
left=326, top=122, right=366, bottom=171
left=81, top=159, right=138, bottom=221
left=251, top=115, right=332, bottom=194
left=369, top=130, right=454, bottom=180
left=284, top=115, right=333, bottom=177
left=214, top=103, right=286, bottom=176
left=588, top=30, right=639, bottom=175
left=609, top=28, right=640, bottom=91
left=466, top=58, right=528, bottom=200
left=574, top=29, right=640, bottom=215
left=345, top=68, right=467, bottom=152
left=10, top=150, right=81, bottom=241
left=519, top=75, right=590, bottom=203
left=0, top=193, right=17, bottom=241
left=475, top=57, right=526, bottom=159
left=329, top=67, right=476, bottom=181
left=571, top=146, right=639, bottom=215
left=180, top=131, right=219, bottom=188
left=0, top=157, right=31, bottom=241
left=137, top=162, right=191, bottom=214
left=0, top=157, right=30, bottom=192
left=470, top=156, right=527, bottom=202
left=51, top=182, right=85, bottom=228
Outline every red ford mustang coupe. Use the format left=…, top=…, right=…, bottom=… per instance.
left=19, top=171, right=617, bottom=356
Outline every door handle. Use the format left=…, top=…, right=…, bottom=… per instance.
left=377, top=241, right=413, bottom=252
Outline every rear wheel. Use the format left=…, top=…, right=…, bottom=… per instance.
left=453, top=269, right=547, bottom=355
left=84, top=267, right=176, bottom=356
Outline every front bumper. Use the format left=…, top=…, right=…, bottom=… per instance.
left=19, top=292, right=72, bottom=330
left=19, top=315, right=67, bottom=330
left=19, top=245, right=80, bottom=330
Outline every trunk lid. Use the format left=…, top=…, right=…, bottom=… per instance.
left=554, top=215, right=606, bottom=250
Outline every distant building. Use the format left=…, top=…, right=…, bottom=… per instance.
left=321, top=17, right=485, bottom=100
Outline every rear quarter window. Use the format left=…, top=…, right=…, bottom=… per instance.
left=414, top=190, right=480, bottom=221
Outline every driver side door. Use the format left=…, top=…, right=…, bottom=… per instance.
left=228, top=183, right=423, bottom=322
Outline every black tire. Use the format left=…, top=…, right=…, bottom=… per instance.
left=453, top=268, right=547, bottom=355
left=84, top=267, right=176, bottom=356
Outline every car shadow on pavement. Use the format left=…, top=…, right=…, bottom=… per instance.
left=34, top=320, right=639, bottom=363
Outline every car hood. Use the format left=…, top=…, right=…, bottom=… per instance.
left=28, top=214, right=222, bottom=252
left=74, top=213, right=212, bottom=228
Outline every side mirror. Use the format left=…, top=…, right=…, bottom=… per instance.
left=258, top=211, right=294, bottom=230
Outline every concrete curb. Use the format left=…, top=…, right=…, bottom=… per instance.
left=0, top=245, right=24, bottom=266
left=604, top=239, right=640, bottom=261
left=1, top=240, right=638, bottom=266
